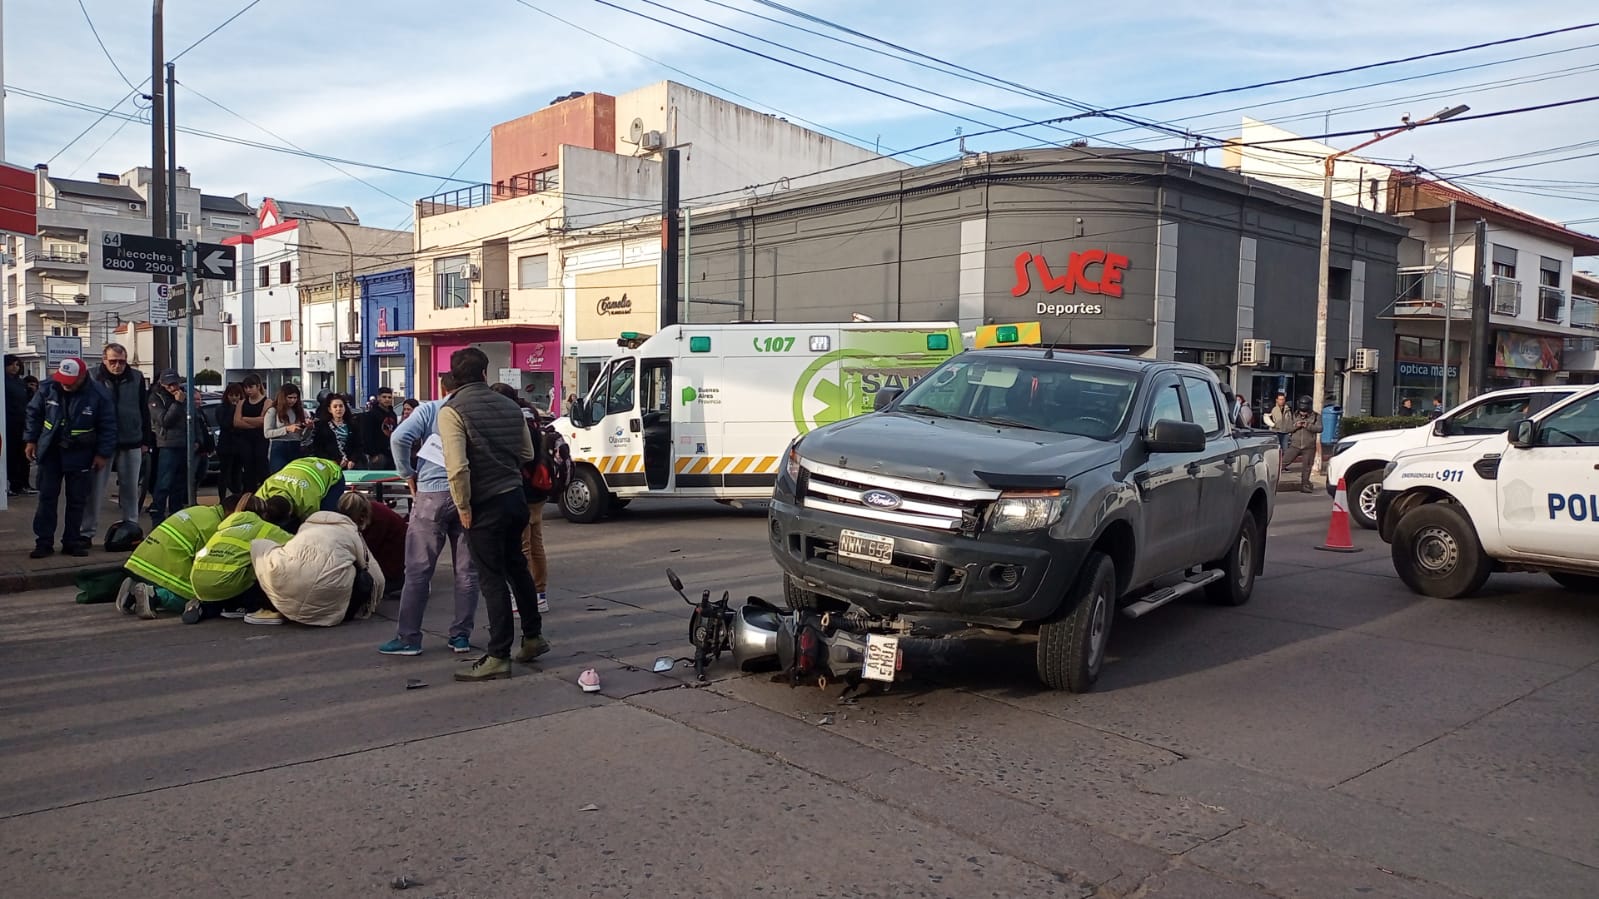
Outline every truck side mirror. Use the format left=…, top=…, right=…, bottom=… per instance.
left=873, top=387, right=903, bottom=411
left=1432, top=418, right=1451, bottom=437
left=1508, top=419, right=1537, bottom=448
left=1145, top=419, right=1206, bottom=454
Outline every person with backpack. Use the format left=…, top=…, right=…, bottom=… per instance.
left=493, top=383, right=554, bottom=616
left=378, top=372, right=479, bottom=657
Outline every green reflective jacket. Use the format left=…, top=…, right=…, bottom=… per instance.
left=257, top=457, right=342, bottom=519
left=124, top=504, right=228, bottom=601
left=191, top=511, right=293, bottom=602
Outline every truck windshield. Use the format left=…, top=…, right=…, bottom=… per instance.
left=895, top=356, right=1139, bottom=439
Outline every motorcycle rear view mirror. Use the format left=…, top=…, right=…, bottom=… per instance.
left=652, top=656, right=675, bottom=673
left=666, top=568, right=684, bottom=593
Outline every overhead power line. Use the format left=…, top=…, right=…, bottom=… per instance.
left=76, top=0, right=141, bottom=93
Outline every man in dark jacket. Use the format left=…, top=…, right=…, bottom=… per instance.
left=24, top=356, right=117, bottom=557
left=82, top=343, right=150, bottom=546
left=1281, top=396, right=1320, bottom=494
left=361, top=387, right=398, bottom=469
left=148, top=369, right=197, bottom=527
left=5, top=354, right=31, bottom=495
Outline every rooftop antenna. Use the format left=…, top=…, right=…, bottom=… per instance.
left=1042, top=318, right=1073, bottom=359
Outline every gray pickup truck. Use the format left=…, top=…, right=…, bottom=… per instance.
left=768, top=348, right=1280, bottom=692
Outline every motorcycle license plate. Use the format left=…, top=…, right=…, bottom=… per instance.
left=838, top=529, right=894, bottom=564
left=862, top=634, right=901, bottom=683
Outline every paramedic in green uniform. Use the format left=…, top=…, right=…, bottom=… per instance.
left=115, top=503, right=229, bottom=619
left=187, top=507, right=294, bottom=624
left=255, top=456, right=347, bottom=524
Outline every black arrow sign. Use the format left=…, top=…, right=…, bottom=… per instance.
left=194, top=242, right=236, bottom=281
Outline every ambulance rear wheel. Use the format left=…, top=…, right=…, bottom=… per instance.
left=561, top=467, right=610, bottom=523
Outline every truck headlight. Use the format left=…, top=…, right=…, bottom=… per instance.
left=987, top=490, right=1068, bottom=533
left=1383, top=461, right=1397, bottom=479
left=785, top=442, right=803, bottom=481
left=1333, top=439, right=1356, bottom=457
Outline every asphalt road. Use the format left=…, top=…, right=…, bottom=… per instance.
left=1, top=490, right=1595, bottom=898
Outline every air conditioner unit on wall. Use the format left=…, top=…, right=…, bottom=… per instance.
left=1201, top=350, right=1227, bottom=366
left=458, top=263, right=480, bottom=281
left=640, top=130, right=665, bottom=151
left=1351, top=347, right=1380, bottom=373
left=1237, top=338, right=1271, bottom=366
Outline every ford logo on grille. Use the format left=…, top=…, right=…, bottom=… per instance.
left=861, top=489, right=903, bottom=510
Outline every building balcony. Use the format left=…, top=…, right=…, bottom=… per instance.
left=1391, top=267, right=1473, bottom=318
left=1538, top=286, right=1566, bottom=324
left=417, top=167, right=560, bottom=219
left=1491, top=277, right=1522, bottom=316
left=26, top=249, right=89, bottom=269
left=27, top=290, right=89, bottom=307
left=1571, top=296, right=1599, bottom=332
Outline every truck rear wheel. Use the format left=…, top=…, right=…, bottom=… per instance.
left=1206, top=512, right=1260, bottom=606
left=1037, top=552, right=1115, bottom=693
left=1550, top=572, right=1599, bottom=593
left=1348, top=470, right=1384, bottom=530
left=1390, top=503, right=1491, bottom=599
left=560, top=467, right=611, bottom=523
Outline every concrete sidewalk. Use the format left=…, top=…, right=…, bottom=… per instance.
left=0, top=489, right=222, bottom=593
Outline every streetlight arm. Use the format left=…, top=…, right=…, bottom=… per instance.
left=1324, top=105, right=1470, bottom=173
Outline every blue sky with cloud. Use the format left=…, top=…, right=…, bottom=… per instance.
left=5, top=0, right=1596, bottom=232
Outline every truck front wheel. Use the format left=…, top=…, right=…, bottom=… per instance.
left=1037, top=552, right=1115, bottom=692
left=560, top=467, right=611, bottom=523
left=1349, top=470, right=1385, bottom=530
left=1391, top=503, right=1491, bottom=599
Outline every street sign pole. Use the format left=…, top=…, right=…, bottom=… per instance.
left=184, top=241, right=197, bottom=506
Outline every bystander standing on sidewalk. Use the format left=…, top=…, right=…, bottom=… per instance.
left=440, top=348, right=547, bottom=682
left=24, top=357, right=116, bottom=558
left=233, top=375, right=271, bottom=492
left=5, top=354, right=33, bottom=495
left=147, top=370, right=197, bottom=528
left=1281, top=396, right=1320, bottom=494
left=82, top=343, right=150, bottom=548
left=379, top=372, right=480, bottom=656
left=361, top=387, right=398, bottom=469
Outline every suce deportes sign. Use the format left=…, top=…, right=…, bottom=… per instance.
left=1011, top=249, right=1130, bottom=316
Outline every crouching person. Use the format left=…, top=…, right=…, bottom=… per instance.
left=116, top=502, right=229, bottom=619
left=187, top=495, right=295, bottom=625
left=336, top=492, right=407, bottom=600
left=250, top=510, right=385, bottom=626
left=255, top=456, right=347, bottom=528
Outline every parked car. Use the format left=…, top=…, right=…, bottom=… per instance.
left=1327, top=386, right=1578, bottom=530
left=768, top=347, right=1280, bottom=692
left=1377, top=384, right=1599, bottom=598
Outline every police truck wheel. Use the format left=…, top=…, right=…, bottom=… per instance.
left=1549, top=572, right=1599, bottom=593
left=1348, top=470, right=1384, bottom=530
left=1390, top=503, right=1491, bottom=599
left=1037, top=552, right=1115, bottom=693
left=783, top=574, right=845, bottom=613
left=560, top=467, right=610, bottom=523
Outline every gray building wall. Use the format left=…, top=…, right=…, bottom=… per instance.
left=677, top=150, right=1406, bottom=412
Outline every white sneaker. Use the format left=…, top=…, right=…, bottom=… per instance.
left=537, top=592, right=550, bottom=614
left=244, top=609, right=285, bottom=626
left=132, top=583, right=157, bottom=620
left=115, top=577, right=137, bottom=615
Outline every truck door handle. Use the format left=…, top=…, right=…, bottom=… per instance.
left=629, top=419, right=641, bottom=433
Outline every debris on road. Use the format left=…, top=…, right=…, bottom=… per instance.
left=405, top=679, right=427, bottom=690
left=389, top=874, right=418, bottom=890
left=579, top=803, right=600, bottom=812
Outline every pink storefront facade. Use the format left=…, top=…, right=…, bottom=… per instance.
left=404, top=324, right=563, bottom=413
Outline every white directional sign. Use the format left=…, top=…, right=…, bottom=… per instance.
left=195, top=242, right=236, bottom=281
left=150, top=284, right=173, bottom=326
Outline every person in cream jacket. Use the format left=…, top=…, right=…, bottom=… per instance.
left=250, top=511, right=385, bottom=626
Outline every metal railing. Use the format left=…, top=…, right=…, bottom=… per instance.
left=1538, top=285, right=1566, bottom=323
left=26, top=249, right=88, bottom=265
left=417, top=167, right=559, bottom=219
left=482, top=288, right=510, bottom=321
left=1491, top=277, right=1522, bottom=316
left=1393, top=267, right=1473, bottom=316
left=1571, top=296, right=1599, bottom=332
left=27, top=291, right=88, bottom=305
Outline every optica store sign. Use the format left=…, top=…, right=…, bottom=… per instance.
left=1010, top=249, right=1130, bottom=316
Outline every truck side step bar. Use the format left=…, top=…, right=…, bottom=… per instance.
left=1121, top=570, right=1225, bottom=619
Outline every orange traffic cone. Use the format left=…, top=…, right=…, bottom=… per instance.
left=1314, top=477, right=1363, bottom=553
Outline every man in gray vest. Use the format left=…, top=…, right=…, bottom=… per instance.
left=439, top=347, right=548, bottom=682
left=83, top=343, right=151, bottom=546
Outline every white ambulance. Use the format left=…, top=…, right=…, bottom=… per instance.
left=1377, top=383, right=1599, bottom=598
left=555, top=321, right=961, bottom=522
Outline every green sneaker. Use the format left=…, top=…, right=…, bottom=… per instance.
left=454, top=655, right=512, bottom=682
left=512, top=636, right=552, bottom=664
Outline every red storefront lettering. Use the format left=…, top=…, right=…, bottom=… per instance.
left=1010, top=249, right=1129, bottom=298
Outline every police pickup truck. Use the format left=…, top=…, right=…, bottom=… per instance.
left=1378, top=384, right=1599, bottom=598
left=768, top=347, right=1280, bottom=692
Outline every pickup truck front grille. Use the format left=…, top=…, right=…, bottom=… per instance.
left=797, top=458, right=1000, bottom=533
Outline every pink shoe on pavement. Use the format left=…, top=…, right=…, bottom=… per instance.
left=577, top=668, right=602, bottom=693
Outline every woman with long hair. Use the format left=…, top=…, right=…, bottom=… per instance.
left=216, top=382, right=246, bottom=500
left=261, top=384, right=307, bottom=474
left=309, top=393, right=366, bottom=469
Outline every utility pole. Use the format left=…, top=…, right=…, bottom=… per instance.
left=166, top=61, right=179, bottom=369
left=1441, top=199, right=1456, bottom=407
left=1469, top=218, right=1490, bottom=398
left=150, top=0, right=169, bottom=369
left=660, top=148, right=680, bottom=329
left=1312, top=104, right=1468, bottom=414
left=183, top=241, right=196, bottom=505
